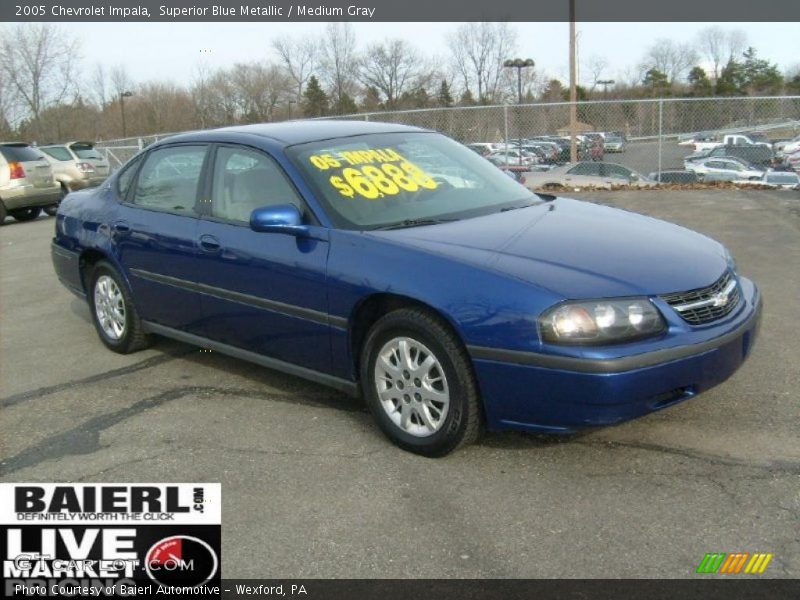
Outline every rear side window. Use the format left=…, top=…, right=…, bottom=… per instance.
left=70, top=143, right=102, bottom=160
left=117, top=155, right=144, bottom=199
left=132, top=145, right=207, bottom=214
left=41, top=147, right=74, bottom=161
left=0, top=144, right=45, bottom=162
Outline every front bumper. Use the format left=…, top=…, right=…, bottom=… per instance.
left=470, top=279, right=762, bottom=433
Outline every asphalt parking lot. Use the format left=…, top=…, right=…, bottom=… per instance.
left=1, top=188, right=799, bottom=578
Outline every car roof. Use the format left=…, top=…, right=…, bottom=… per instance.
left=162, top=120, right=430, bottom=147
left=40, top=141, right=94, bottom=148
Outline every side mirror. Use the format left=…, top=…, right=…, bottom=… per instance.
left=250, top=204, right=307, bottom=236
left=629, top=173, right=639, bottom=182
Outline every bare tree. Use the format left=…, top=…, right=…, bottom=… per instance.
left=229, top=62, right=291, bottom=122
left=319, top=23, right=359, bottom=104
left=640, top=38, right=698, bottom=83
left=109, top=65, right=134, bottom=98
left=584, top=55, right=609, bottom=89
left=697, top=27, right=748, bottom=80
left=0, top=24, right=80, bottom=138
left=697, top=26, right=726, bottom=80
left=272, top=36, right=318, bottom=103
left=726, top=29, right=748, bottom=62
left=90, top=63, right=109, bottom=107
left=358, top=39, right=428, bottom=108
left=447, top=22, right=517, bottom=104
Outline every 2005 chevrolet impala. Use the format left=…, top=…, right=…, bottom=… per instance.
left=51, top=121, right=761, bottom=456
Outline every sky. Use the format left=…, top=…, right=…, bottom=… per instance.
left=54, top=21, right=800, bottom=89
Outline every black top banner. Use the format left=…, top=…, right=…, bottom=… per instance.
left=2, top=0, right=799, bottom=22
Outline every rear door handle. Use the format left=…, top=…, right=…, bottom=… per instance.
left=113, top=221, right=131, bottom=233
left=199, top=234, right=221, bottom=253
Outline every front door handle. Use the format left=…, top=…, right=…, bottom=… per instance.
left=113, top=221, right=131, bottom=233
left=199, top=234, right=221, bottom=253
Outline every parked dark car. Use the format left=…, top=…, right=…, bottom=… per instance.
left=685, top=144, right=774, bottom=168
left=52, top=121, right=761, bottom=456
left=648, top=170, right=699, bottom=184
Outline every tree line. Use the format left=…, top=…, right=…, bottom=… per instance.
left=0, top=23, right=798, bottom=143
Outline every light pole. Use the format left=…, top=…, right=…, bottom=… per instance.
left=569, top=0, right=578, bottom=162
left=503, top=58, right=535, bottom=104
left=119, top=91, right=133, bottom=138
left=596, top=79, right=615, bottom=97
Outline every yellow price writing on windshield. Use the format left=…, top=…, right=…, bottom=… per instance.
left=329, top=161, right=438, bottom=200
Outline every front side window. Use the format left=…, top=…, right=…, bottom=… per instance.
left=287, top=132, right=538, bottom=230
left=568, top=163, right=600, bottom=176
left=210, top=146, right=303, bottom=222
left=132, top=145, right=207, bottom=214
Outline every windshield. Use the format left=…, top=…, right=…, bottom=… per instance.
left=287, top=132, right=539, bottom=230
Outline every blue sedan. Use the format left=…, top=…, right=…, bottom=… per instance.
left=51, top=121, right=761, bottom=456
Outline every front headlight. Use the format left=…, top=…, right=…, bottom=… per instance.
left=540, top=298, right=666, bottom=345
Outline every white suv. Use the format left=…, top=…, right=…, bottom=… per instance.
left=0, top=143, right=61, bottom=224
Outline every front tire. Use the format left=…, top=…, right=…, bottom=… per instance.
left=88, top=261, right=152, bottom=354
left=9, top=207, right=41, bottom=222
left=361, top=308, right=482, bottom=457
left=44, top=185, right=68, bottom=216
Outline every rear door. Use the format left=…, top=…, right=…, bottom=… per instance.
left=115, top=144, right=209, bottom=332
left=193, top=143, right=332, bottom=373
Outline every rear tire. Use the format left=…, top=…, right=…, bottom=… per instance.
left=9, top=207, right=41, bottom=222
left=360, top=308, right=482, bottom=457
left=0, top=201, right=6, bottom=225
left=88, top=261, right=152, bottom=354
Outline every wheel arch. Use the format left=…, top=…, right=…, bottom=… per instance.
left=78, top=248, right=131, bottom=297
left=348, top=292, right=467, bottom=381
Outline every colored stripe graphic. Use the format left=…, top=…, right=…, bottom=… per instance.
left=698, top=552, right=773, bottom=574
left=697, top=553, right=726, bottom=573
left=744, top=553, right=773, bottom=574
left=719, top=553, right=749, bottom=573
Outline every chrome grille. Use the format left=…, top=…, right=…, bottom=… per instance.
left=661, top=270, right=740, bottom=325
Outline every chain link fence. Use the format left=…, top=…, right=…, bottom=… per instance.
left=95, top=96, right=800, bottom=177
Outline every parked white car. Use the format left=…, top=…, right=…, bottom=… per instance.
left=736, top=170, right=800, bottom=189
left=778, top=135, right=800, bottom=157
left=685, top=157, right=764, bottom=181
left=684, top=133, right=771, bottom=152
left=486, top=149, right=538, bottom=166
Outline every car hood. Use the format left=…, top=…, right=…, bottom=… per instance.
left=371, top=197, right=728, bottom=299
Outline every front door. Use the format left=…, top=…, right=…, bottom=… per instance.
left=194, top=144, right=332, bottom=374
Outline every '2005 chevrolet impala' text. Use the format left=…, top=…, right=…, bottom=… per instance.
left=51, top=121, right=761, bottom=456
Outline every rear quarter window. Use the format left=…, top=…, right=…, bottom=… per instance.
left=0, top=144, right=45, bottom=162
left=41, top=147, right=74, bottom=161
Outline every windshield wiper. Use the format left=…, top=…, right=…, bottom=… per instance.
left=372, top=217, right=459, bottom=231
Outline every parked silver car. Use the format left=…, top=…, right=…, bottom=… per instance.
left=685, top=157, right=763, bottom=182
left=39, top=141, right=110, bottom=207
left=524, top=161, right=656, bottom=189
left=0, top=142, right=61, bottom=224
